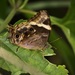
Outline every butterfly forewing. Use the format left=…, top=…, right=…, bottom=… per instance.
left=8, top=10, right=51, bottom=50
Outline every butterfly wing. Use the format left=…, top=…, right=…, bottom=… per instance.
left=19, top=10, right=51, bottom=50
left=9, top=10, right=51, bottom=50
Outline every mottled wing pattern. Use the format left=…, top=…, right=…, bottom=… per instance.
left=9, top=10, right=51, bottom=50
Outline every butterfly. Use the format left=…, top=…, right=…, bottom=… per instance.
left=8, top=10, right=51, bottom=50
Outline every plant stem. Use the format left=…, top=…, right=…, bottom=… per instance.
left=18, top=9, right=36, bottom=15
left=27, top=1, right=70, bottom=10
left=19, top=0, right=29, bottom=9
left=0, top=8, right=16, bottom=33
left=8, top=0, right=15, bottom=7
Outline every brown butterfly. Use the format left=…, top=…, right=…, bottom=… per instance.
left=8, top=10, right=51, bottom=50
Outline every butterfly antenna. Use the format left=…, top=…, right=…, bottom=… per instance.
left=50, top=37, right=62, bottom=44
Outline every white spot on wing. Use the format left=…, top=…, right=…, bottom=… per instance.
left=29, top=22, right=51, bottom=30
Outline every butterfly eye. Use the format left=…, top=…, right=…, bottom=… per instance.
left=15, top=34, right=19, bottom=38
left=29, top=27, right=34, bottom=31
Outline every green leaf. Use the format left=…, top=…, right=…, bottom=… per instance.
left=49, top=0, right=75, bottom=75
left=62, top=0, right=75, bottom=53
left=0, top=32, right=68, bottom=75
left=49, top=28, right=75, bottom=75
left=51, top=0, right=75, bottom=54
left=0, top=57, right=22, bottom=75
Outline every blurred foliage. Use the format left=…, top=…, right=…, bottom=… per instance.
left=0, top=0, right=75, bottom=75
